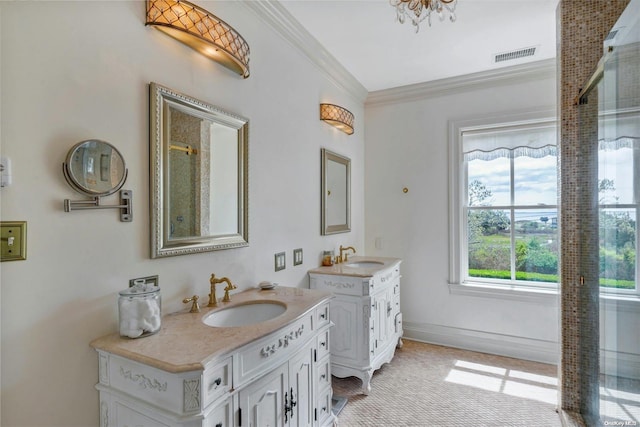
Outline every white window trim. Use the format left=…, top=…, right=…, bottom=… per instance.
left=448, top=108, right=559, bottom=301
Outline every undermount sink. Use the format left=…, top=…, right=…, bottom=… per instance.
left=344, top=261, right=385, bottom=268
left=203, top=302, right=286, bottom=327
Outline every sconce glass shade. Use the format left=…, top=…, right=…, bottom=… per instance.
left=320, top=104, right=354, bottom=135
left=146, top=0, right=250, bottom=78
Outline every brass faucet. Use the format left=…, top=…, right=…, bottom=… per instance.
left=209, top=274, right=237, bottom=306
left=338, top=245, right=356, bottom=263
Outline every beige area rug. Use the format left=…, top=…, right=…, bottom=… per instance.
left=332, top=340, right=562, bottom=427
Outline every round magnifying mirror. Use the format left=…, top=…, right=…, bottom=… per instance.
left=63, top=140, right=127, bottom=197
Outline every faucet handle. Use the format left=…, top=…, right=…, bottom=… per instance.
left=222, top=281, right=237, bottom=303
left=183, top=295, right=200, bottom=313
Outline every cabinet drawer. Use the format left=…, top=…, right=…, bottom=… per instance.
left=316, top=356, right=331, bottom=390
left=316, top=329, right=330, bottom=361
left=203, top=357, right=232, bottom=408
left=310, top=273, right=367, bottom=296
left=235, top=313, right=313, bottom=387
left=395, top=312, right=403, bottom=334
left=204, top=396, right=232, bottom=427
left=316, top=386, right=333, bottom=426
left=371, top=267, right=400, bottom=290
left=315, top=302, right=330, bottom=329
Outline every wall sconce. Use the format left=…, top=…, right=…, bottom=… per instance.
left=145, top=0, right=250, bottom=78
left=320, top=103, right=354, bottom=135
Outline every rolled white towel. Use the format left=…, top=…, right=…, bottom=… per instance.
left=138, top=298, right=161, bottom=333
left=147, top=313, right=161, bottom=332
left=120, top=318, right=143, bottom=338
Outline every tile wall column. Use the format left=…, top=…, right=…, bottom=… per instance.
left=557, top=1, right=630, bottom=425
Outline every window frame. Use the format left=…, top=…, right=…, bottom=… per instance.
left=448, top=109, right=560, bottom=297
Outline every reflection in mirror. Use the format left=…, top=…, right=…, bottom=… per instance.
left=64, top=140, right=126, bottom=196
left=321, top=149, right=351, bottom=235
left=150, top=83, right=248, bottom=258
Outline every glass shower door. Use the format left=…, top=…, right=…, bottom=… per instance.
left=598, top=0, right=640, bottom=423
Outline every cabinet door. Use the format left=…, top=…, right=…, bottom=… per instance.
left=238, top=363, right=287, bottom=427
left=329, top=298, right=360, bottom=359
left=288, top=345, right=314, bottom=427
left=372, top=290, right=390, bottom=353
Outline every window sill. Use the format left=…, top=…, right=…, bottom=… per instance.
left=449, top=281, right=640, bottom=308
left=448, top=281, right=558, bottom=303
left=600, top=293, right=640, bottom=312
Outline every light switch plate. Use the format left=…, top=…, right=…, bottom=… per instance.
left=1, top=221, right=27, bottom=261
left=129, top=275, right=159, bottom=288
left=274, top=252, right=286, bottom=271
left=293, top=248, right=303, bottom=266
left=0, top=156, right=12, bottom=187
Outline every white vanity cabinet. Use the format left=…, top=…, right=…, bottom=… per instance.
left=309, top=257, right=402, bottom=395
left=92, top=289, right=334, bottom=427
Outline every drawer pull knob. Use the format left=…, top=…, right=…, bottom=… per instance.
left=321, top=374, right=326, bottom=379
left=320, top=313, right=326, bottom=319
left=216, top=423, right=223, bottom=427
left=320, top=341, right=326, bottom=347
left=209, top=377, right=222, bottom=390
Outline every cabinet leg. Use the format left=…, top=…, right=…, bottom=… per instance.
left=360, top=370, right=373, bottom=395
left=397, top=338, right=404, bottom=349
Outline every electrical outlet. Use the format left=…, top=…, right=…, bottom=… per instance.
left=1, top=221, right=27, bottom=261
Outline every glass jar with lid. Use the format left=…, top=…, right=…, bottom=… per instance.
left=118, top=281, right=161, bottom=339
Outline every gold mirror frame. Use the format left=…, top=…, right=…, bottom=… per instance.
left=149, top=82, right=249, bottom=258
left=321, top=148, right=351, bottom=235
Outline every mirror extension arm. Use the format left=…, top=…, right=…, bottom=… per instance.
left=63, top=189, right=133, bottom=222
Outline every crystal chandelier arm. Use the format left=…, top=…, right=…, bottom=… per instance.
left=390, top=0, right=457, bottom=32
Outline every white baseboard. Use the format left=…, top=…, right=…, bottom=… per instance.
left=601, top=349, right=640, bottom=381
left=403, top=321, right=559, bottom=365
left=404, top=322, right=640, bottom=380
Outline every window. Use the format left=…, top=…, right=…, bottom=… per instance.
left=463, top=121, right=558, bottom=287
left=450, top=111, right=639, bottom=297
left=448, top=112, right=559, bottom=292
left=598, top=111, right=639, bottom=295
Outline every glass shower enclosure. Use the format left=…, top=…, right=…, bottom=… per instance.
left=584, top=0, right=640, bottom=423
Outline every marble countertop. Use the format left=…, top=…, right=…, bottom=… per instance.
left=90, top=287, right=332, bottom=373
left=307, top=255, right=402, bottom=277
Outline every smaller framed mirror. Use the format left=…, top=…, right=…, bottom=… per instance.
left=321, top=148, right=351, bottom=235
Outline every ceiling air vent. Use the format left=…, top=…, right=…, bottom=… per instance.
left=493, top=47, right=537, bottom=63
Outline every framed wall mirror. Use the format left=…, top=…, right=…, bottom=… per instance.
left=321, top=148, right=351, bottom=235
left=150, top=83, right=249, bottom=258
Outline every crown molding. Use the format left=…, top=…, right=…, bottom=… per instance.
left=366, top=58, right=557, bottom=107
left=244, top=1, right=368, bottom=103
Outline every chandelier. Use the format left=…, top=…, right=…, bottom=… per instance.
left=390, top=0, right=457, bottom=32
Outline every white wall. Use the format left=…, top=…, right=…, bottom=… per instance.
left=0, top=1, right=364, bottom=425
left=364, top=67, right=561, bottom=363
